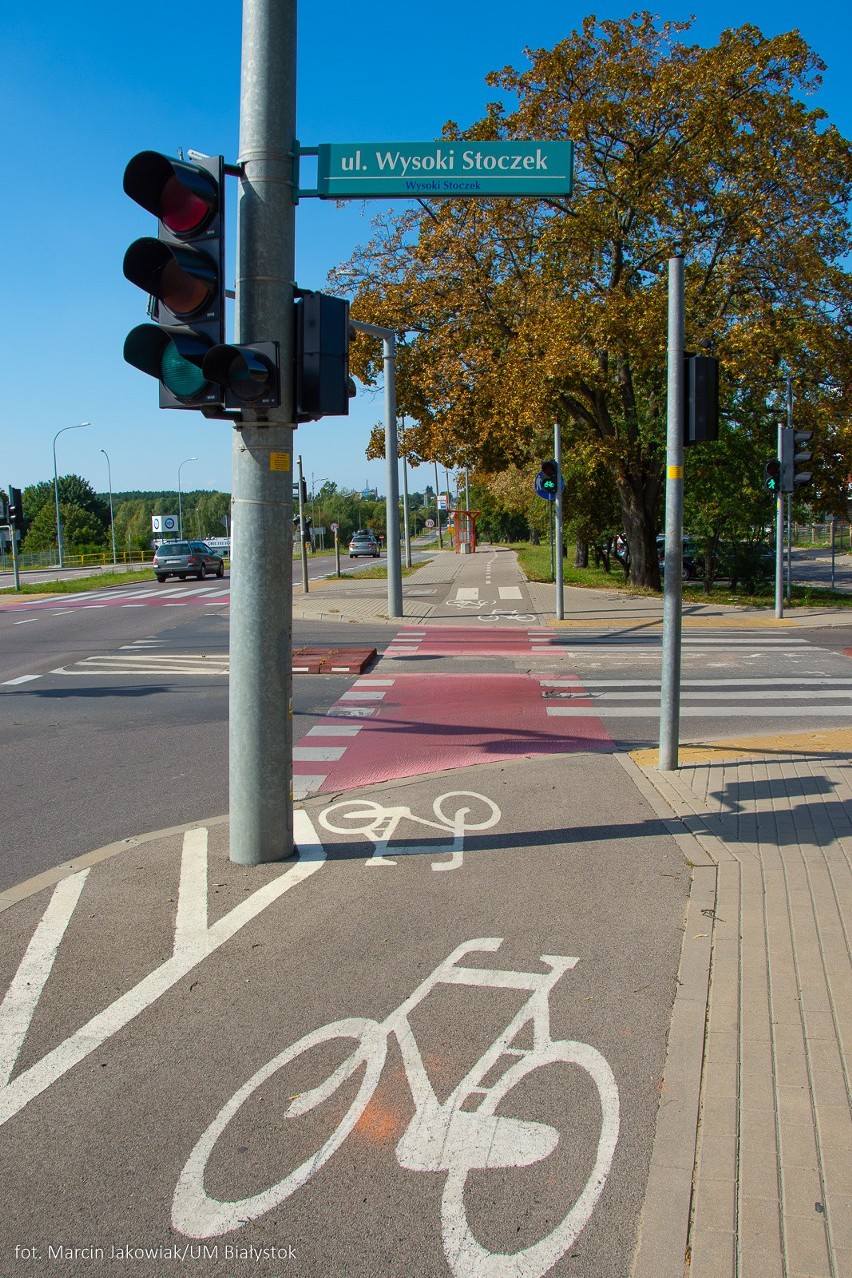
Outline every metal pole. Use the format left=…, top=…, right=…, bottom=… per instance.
left=400, top=421, right=412, bottom=568
left=774, top=422, right=785, bottom=619
left=177, top=457, right=196, bottom=539
left=658, top=255, right=685, bottom=772
left=554, top=422, right=564, bottom=620
left=830, top=516, right=836, bottom=589
left=297, top=454, right=309, bottom=591
left=434, top=460, right=443, bottom=547
left=229, top=0, right=297, bottom=865
left=100, top=450, right=117, bottom=566
left=349, top=319, right=402, bottom=615
left=52, top=422, right=89, bottom=569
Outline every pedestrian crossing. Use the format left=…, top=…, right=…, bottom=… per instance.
left=540, top=676, right=852, bottom=720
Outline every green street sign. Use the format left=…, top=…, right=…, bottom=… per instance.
left=313, top=141, right=573, bottom=200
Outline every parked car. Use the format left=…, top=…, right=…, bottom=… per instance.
left=349, top=531, right=380, bottom=559
left=153, top=541, right=225, bottom=582
left=656, top=536, right=702, bottom=580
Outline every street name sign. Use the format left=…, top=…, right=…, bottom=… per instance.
left=314, top=141, right=573, bottom=199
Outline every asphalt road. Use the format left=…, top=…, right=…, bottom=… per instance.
left=2, top=578, right=850, bottom=888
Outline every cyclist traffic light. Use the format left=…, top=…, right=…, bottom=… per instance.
left=540, top=460, right=559, bottom=493
left=764, top=458, right=781, bottom=495
left=123, top=151, right=226, bottom=410
left=202, top=341, right=280, bottom=409
left=294, top=292, right=356, bottom=422
left=780, top=426, right=813, bottom=493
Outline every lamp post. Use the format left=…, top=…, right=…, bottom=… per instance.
left=177, top=457, right=197, bottom=538
left=100, top=449, right=117, bottom=566
left=53, top=422, right=90, bottom=568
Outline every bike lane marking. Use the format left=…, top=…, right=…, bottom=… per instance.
left=0, top=813, right=325, bottom=1129
left=292, top=672, right=611, bottom=796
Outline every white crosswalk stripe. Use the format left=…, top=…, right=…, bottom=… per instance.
left=542, top=675, right=852, bottom=719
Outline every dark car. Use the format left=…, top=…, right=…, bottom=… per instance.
left=153, top=541, right=225, bottom=582
left=656, top=536, right=702, bottom=580
left=349, top=531, right=380, bottom=558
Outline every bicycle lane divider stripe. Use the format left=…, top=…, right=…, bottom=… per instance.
left=0, top=812, right=326, bottom=1128
left=298, top=673, right=613, bottom=794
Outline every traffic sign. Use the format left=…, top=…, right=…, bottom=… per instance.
left=425, top=519, right=435, bottom=528
left=330, top=522, right=339, bottom=533
left=313, top=141, right=573, bottom=200
left=152, top=514, right=178, bottom=533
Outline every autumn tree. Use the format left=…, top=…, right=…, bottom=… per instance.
left=334, top=14, right=852, bottom=588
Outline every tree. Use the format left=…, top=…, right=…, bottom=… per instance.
left=333, top=15, right=852, bottom=588
left=21, top=475, right=109, bottom=552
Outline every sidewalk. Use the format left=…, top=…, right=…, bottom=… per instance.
left=295, top=546, right=852, bottom=629
left=629, top=743, right=851, bottom=1278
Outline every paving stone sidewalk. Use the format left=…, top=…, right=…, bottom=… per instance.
left=630, top=748, right=851, bottom=1278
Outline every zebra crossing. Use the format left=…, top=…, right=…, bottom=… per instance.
left=540, top=675, right=852, bottom=720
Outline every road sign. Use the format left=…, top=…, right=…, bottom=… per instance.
left=330, top=522, right=339, bottom=533
left=152, top=515, right=178, bottom=533
left=425, top=519, right=435, bottom=528
left=314, top=141, right=573, bottom=200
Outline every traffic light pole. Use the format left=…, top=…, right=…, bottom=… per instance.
left=350, top=319, right=402, bottom=617
left=554, top=422, right=564, bottom=620
left=229, top=0, right=297, bottom=865
left=775, top=421, right=785, bottom=620
left=658, top=255, right=685, bottom=772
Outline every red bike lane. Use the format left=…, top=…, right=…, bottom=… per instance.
left=294, top=671, right=611, bottom=796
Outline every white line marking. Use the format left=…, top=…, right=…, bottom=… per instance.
left=294, top=746, right=347, bottom=762
left=498, top=586, right=523, bottom=599
left=292, top=775, right=327, bottom=799
left=546, top=705, right=852, bottom=717
left=456, top=589, right=479, bottom=600
left=356, top=679, right=395, bottom=686
left=0, top=816, right=325, bottom=1128
left=2, top=675, right=40, bottom=685
left=339, top=690, right=386, bottom=701
left=12, top=618, right=38, bottom=625
left=306, top=725, right=363, bottom=737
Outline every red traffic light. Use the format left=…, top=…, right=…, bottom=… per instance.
left=123, top=152, right=219, bottom=238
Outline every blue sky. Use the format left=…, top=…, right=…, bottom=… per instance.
left=1, top=1, right=849, bottom=502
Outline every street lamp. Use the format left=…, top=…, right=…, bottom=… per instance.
left=177, top=457, right=197, bottom=538
left=53, top=422, right=90, bottom=568
left=100, top=449, right=117, bottom=566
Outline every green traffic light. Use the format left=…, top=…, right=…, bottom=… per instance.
left=161, top=343, right=207, bottom=398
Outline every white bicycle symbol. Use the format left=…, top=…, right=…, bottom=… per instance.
left=172, top=937, right=620, bottom=1278
left=318, top=791, right=501, bottom=871
left=475, top=608, right=537, bottom=623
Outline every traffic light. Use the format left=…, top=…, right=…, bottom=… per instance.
left=294, top=292, right=356, bottom=422
left=683, top=355, right=719, bottom=445
left=201, top=341, right=280, bottom=409
left=539, top=460, right=559, bottom=494
left=123, top=151, right=226, bottom=409
left=780, top=426, right=813, bottom=493
left=8, top=486, right=22, bottom=527
left=300, top=477, right=308, bottom=505
left=764, top=458, right=781, bottom=495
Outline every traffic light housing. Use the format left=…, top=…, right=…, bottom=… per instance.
left=202, top=342, right=280, bottom=409
left=8, top=487, right=22, bottom=527
left=780, top=426, right=812, bottom=493
left=683, top=355, right=719, bottom=445
left=7, top=487, right=22, bottom=527
left=764, top=458, right=781, bottom=495
left=294, top=292, right=356, bottom=422
left=123, top=151, right=226, bottom=410
left=540, top=459, right=559, bottom=493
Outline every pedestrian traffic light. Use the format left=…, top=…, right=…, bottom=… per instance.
left=8, top=486, right=22, bottom=527
left=201, top=342, right=280, bottom=409
left=764, top=458, right=781, bottom=495
left=123, top=151, right=226, bottom=410
left=683, top=355, right=719, bottom=445
left=294, top=292, right=356, bottom=422
left=780, top=426, right=813, bottom=493
left=539, top=460, right=559, bottom=493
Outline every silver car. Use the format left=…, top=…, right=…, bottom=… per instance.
left=349, top=532, right=380, bottom=558
left=153, top=541, right=225, bottom=582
